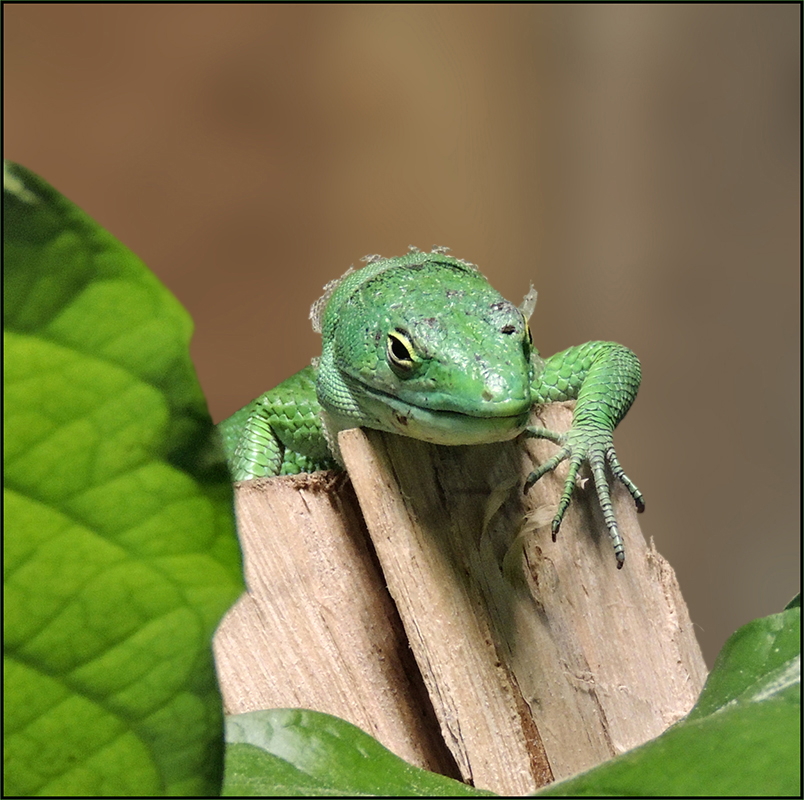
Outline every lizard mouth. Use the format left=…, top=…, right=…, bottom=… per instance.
left=359, top=384, right=531, bottom=446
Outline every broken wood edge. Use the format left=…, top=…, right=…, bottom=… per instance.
left=339, top=402, right=707, bottom=792
left=213, top=403, right=707, bottom=795
left=213, top=470, right=462, bottom=779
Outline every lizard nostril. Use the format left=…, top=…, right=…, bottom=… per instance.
left=501, top=325, right=516, bottom=335
left=482, top=390, right=494, bottom=401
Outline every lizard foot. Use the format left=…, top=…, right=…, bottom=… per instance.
left=523, top=426, right=644, bottom=568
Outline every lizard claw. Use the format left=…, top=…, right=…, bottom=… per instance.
left=524, top=426, right=643, bottom=567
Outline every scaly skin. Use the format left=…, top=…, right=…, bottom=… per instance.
left=218, top=248, right=644, bottom=567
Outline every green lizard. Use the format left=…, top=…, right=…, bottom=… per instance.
left=218, top=247, right=644, bottom=567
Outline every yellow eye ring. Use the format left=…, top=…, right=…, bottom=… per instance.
left=386, top=330, right=416, bottom=371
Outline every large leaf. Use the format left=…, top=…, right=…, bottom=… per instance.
left=3, top=163, right=244, bottom=796
left=222, top=709, right=491, bottom=797
left=536, top=600, right=800, bottom=797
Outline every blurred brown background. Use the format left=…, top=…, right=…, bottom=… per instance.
left=4, top=4, right=799, bottom=668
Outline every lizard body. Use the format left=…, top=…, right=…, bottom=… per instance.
left=218, top=247, right=644, bottom=566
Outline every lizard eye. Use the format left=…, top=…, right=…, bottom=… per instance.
left=522, top=319, right=533, bottom=358
left=386, top=330, right=416, bottom=373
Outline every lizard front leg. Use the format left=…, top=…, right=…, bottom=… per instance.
left=217, top=365, right=338, bottom=480
left=526, top=341, right=645, bottom=567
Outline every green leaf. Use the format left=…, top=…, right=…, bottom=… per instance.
left=222, top=709, right=492, bottom=797
left=535, top=604, right=801, bottom=797
left=3, top=162, right=244, bottom=796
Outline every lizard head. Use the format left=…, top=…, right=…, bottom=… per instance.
left=315, top=250, right=544, bottom=445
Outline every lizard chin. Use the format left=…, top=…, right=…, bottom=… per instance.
left=384, top=405, right=529, bottom=445
left=354, top=389, right=531, bottom=445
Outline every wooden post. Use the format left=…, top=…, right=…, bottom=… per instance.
left=214, top=403, right=707, bottom=794
left=212, top=471, right=461, bottom=779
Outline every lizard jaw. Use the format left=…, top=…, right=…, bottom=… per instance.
left=345, top=386, right=530, bottom=445
left=385, top=403, right=529, bottom=445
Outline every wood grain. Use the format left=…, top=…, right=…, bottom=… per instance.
left=212, top=471, right=460, bottom=778
left=214, top=403, right=707, bottom=794
left=340, top=402, right=707, bottom=792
